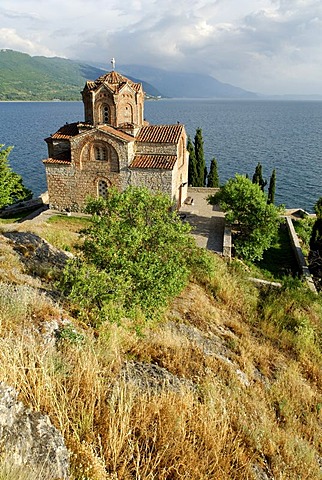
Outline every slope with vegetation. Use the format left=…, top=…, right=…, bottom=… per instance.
left=0, top=50, right=162, bottom=101
left=0, top=188, right=322, bottom=479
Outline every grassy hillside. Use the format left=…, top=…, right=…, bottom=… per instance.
left=0, top=50, right=161, bottom=101
left=0, top=212, right=321, bottom=479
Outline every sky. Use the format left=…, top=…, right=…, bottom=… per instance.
left=0, top=0, right=322, bottom=95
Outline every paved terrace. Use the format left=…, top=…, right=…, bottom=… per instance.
left=179, top=187, right=225, bottom=254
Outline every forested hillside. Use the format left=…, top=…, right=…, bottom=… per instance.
left=0, top=50, right=161, bottom=101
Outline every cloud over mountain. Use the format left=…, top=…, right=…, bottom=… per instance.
left=0, top=0, right=321, bottom=94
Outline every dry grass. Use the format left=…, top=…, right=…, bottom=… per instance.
left=0, top=461, right=46, bottom=480
left=0, top=225, right=322, bottom=479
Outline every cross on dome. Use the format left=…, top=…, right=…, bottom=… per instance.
left=111, top=58, right=115, bottom=71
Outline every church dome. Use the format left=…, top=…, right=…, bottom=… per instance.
left=85, top=70, right=142, bottom=94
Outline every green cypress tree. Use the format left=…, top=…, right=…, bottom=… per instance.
left=194, top=128, right=206, bottom=186
left=267, top=169, right=276, bottom=204
left=252, top=162, right=267, bottom=191
left=207, top=157, right=220, bottom=188
left=187, top=136, right=198, bottom=186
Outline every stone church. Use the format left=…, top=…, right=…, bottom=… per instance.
left=43, top=68, right=189, bottom=211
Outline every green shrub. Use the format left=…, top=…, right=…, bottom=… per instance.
left=59, top=187, right=203, bottom=324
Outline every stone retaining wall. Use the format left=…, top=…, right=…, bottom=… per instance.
left=285, top=217, right=317, bottom=293
left=223, top=225, right=232, bottom=259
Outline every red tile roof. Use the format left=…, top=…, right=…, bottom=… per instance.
left=50, top=122, right=81, bottom=139
left=85, top=71, right=142, bottom=94
left=43, top=151, right=71, bottom=164
left=43, top=158, right=71, bottom=165
left=136, top=124, right=183, bottom=144
left=98, top=125, right=135, bottom=142
left=130, top=154, right=177, bottom=170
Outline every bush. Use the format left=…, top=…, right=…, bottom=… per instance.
left=59, top=187, right=203, bottom=324
left=209, top=174, right=282, bottom=261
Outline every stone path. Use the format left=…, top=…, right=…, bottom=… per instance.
left=1, top=188, right=226, bottom=255
left=179, top=188, right=225, bottom=254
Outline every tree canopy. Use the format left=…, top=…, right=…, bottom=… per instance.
left=194, top=128, right=206, bottom=186
left=207, top=157, right=219, bottom=188
left=267, top=169, right=276, bottom=205
left=209, top=174, right=282, bottom=261
left=0, top=144, right=32, bottom=210
left=60, top=187, right=206, bottom=324
left=188, top=128, right=208, bottom=187
left=187, top=136, right=198, bottom=186
left=252, top=162, right=267, bottom=191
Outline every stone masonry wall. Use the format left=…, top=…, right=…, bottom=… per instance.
left=129, top=169, right=173, bottom=198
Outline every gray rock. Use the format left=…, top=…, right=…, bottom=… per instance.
left=3, top=231, right=73, bottom=273
left=0, top=382, right=69, bottom=479
left=121, top=361, right=195, bottom=394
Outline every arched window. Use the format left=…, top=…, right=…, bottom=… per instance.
left=124, top=103, right=133, bottom=123
left=98, top=180, right=108, bottom=199
left=95, top=145, right=108, bottom=161
left=102, top=105, right=109, bottom=124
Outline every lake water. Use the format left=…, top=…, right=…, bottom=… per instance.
left=1, top=99, right=321, bottom=212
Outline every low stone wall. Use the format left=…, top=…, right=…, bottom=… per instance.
left=285, top=217, right=317, bottom=293
left=0, top=193, right=49, bottom=217
left=223, top=225, right=232, bottom=259
left=187, top=187, right=219, bottom=195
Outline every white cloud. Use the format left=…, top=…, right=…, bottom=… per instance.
left=0, top=28, right=57, bottom=56
left=0, top=0, right=321, bottom=94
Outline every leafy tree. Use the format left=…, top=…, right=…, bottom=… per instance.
left=207, top=157, right=220, bottom=188
left=0, top=144, right=32, bottom=209
left=310, top=197, right=322, bottom=251
left=60, top=187, right=204, bottom=324
left=309, top=196, right=322, bottom=291
left=252, top=162, right=267, bottom=191
left=314, top=196, right=322, bottom=219
left=195, top=128, right=206, bottom=186
left=209, top=174, right=282, bottom=261
left=267, top=169, right=276, bottom=204
left=187, top=136, right=198, bottom=186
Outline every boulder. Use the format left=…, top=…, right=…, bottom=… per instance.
left=0, top=382, right=69, bottom=479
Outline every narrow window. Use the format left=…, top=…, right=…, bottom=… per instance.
left=98, top=180, right=108, bottom=199
left=103, top=105, right=109, bottom=123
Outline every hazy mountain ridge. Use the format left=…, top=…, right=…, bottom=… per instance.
left=119, top=64, right=258, bottom=99
left=0, top=49, right=256, bottom=101
left=0, top=50, right=161, bottom=101
left=1, top=50, right=320, bottom=102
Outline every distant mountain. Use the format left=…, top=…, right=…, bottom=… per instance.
left=0, top=50, right=161, bottom=101
left=119, top=64, right=257, bottom=99
left=0, top=49, right=256, bottom=101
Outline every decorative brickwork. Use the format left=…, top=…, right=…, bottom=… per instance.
left=43, top=69, right=189, bottom=211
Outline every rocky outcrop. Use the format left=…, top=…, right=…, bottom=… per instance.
left=3, top=231, right=73, bottom=274
left=0, top=382, right=69, bottom=479
left=121, top=361, right=195, bottom=393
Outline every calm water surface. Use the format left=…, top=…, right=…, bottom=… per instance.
left=1, top=99, right=321, bottom=212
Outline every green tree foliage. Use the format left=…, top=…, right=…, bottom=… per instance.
left=310, top=197, right=322, bottom=251
left=60, top=187, right=205, bottom=324
left=267, top=169, right=276, bottom=204
left=209, top=174, right=282, bottom=261
left=207, top=157, right=220, bottom=188
left=314, top=197, right=322, bottom=219
left=195, top=128, right=206, bottom=186
left=187, top=136, right=198, bottom=186
left=0, top=144, right=32, bottom=209
left=309, top=196, right=322, bottom=291
left=252, top=162, right=267, bottom=191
